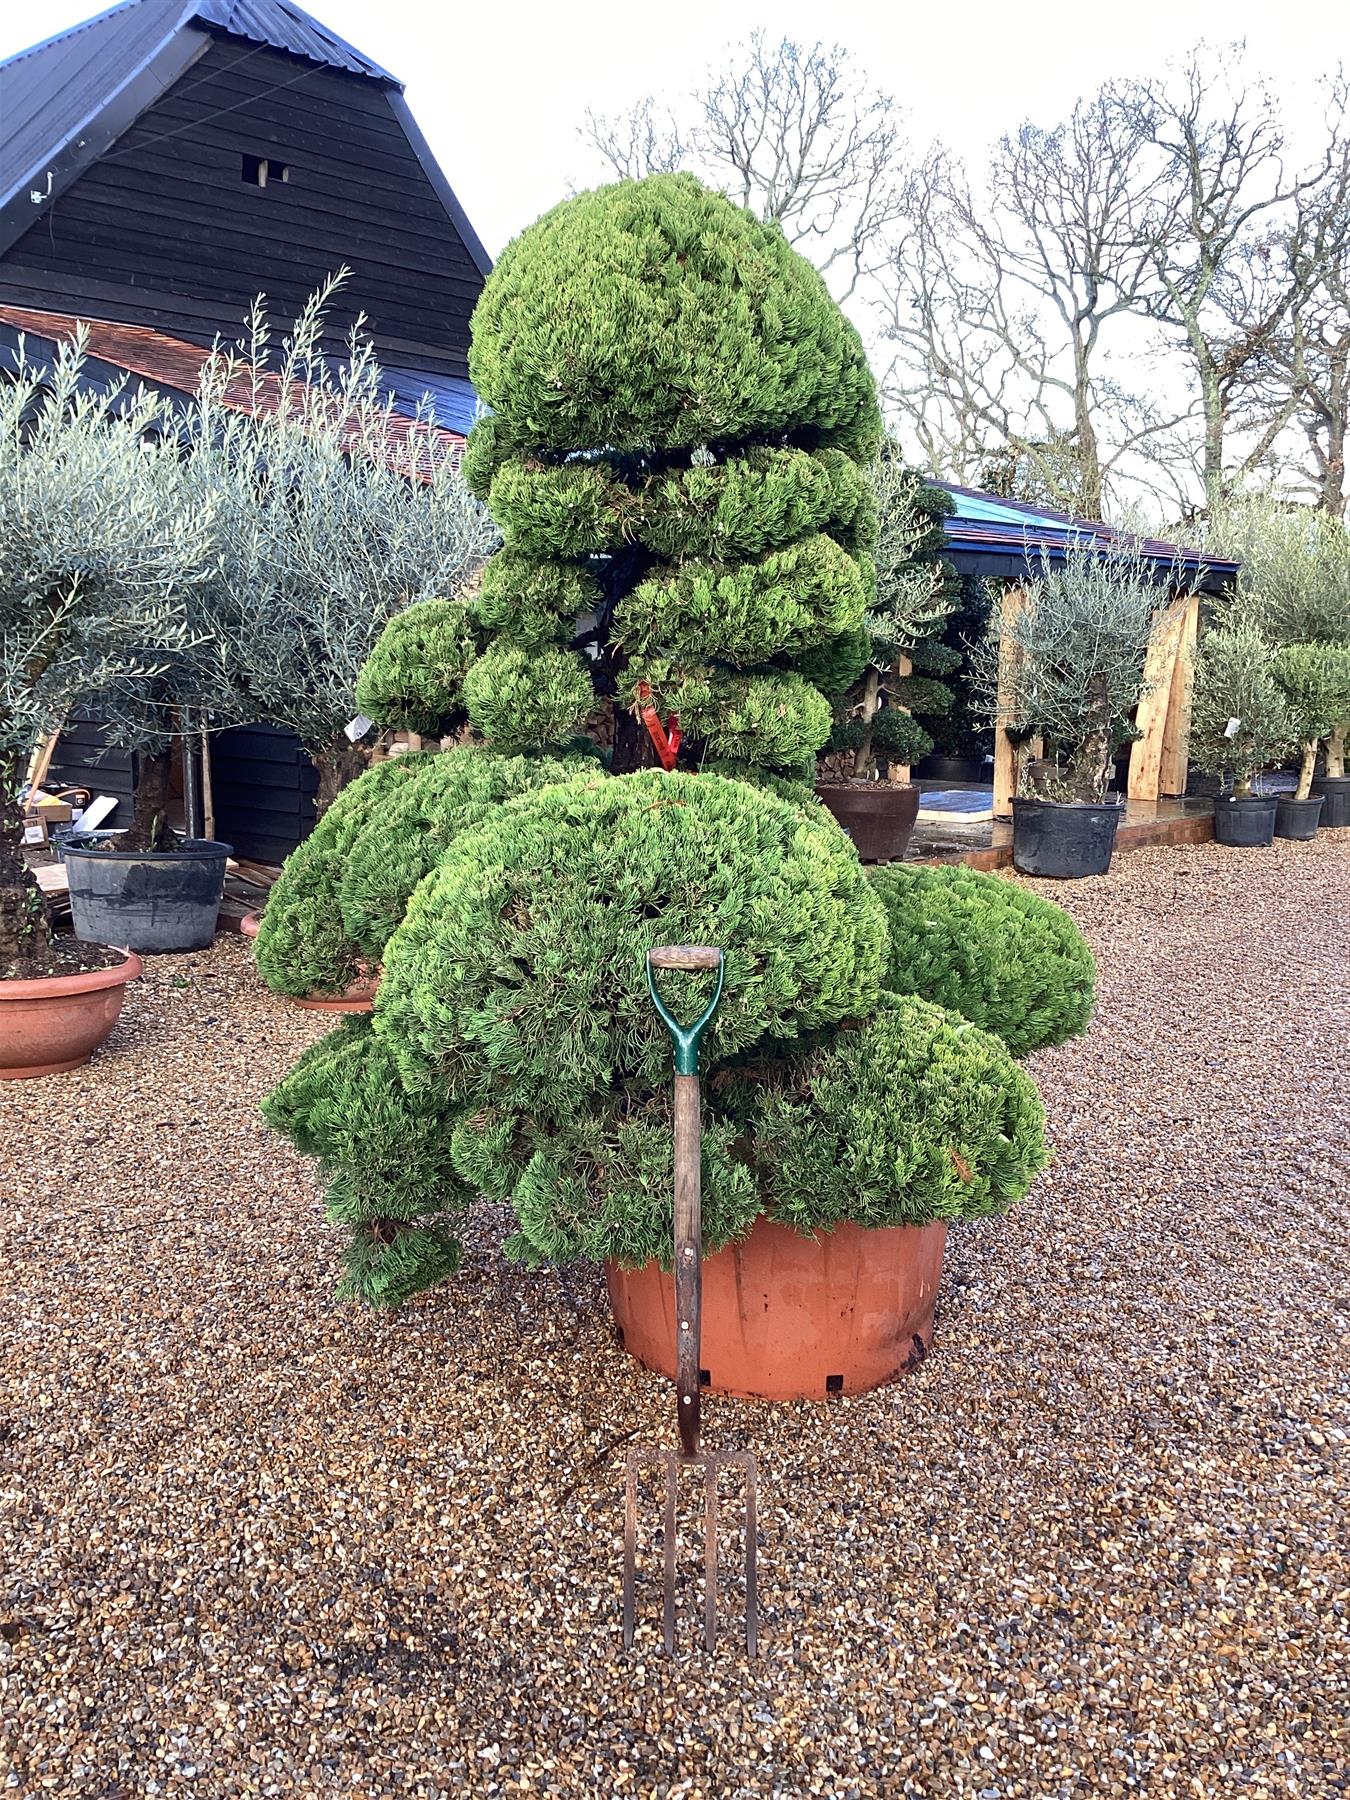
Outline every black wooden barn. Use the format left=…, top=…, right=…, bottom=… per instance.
left=0, top=0, right=490, bottom=861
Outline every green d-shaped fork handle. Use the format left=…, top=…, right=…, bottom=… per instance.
left=646, top=946, right=725, bottom=1075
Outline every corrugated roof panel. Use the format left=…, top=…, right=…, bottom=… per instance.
left=194, top=0, right=399, bottom=82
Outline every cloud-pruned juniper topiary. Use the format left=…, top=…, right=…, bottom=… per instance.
left=867, top=864, right=1096, bottom=1057
left=260, top=172, right=1066, bottom=1308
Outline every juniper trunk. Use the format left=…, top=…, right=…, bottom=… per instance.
left=0, top=749, right=53, bottom=975
left=852, top=668, right=882, bottom=779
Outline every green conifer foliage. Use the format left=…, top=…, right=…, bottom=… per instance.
left=868, top=864, right=1096, bottom=1056
left=471, top=549, right=603, bottom=647
left=338, top=748, right=588, bottom=960
left=261, top=1017, right=470, bottom=1308
left=253, top=752, right=440, bottom=997
left=260, top=173, right=1064, bottom=1311
left=461, top=643, right=594, bottom=750
left=373, top=770, right=888, bottom=1114
left=614, top=534, right=870, bottom=667
left=469, top=173, right=881, bottom=456
left=739, top=994, right=1048, bottom=1233
left=354, top=597, right=482, bottom=738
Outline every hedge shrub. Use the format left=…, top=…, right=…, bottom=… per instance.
left=374, top=769, right=889, bottom=1113
left=868, top=863, right=1096, bottom=1056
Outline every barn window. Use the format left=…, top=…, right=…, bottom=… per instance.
left=241, top=154, right=289, bottom=187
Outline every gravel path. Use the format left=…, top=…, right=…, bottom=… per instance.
left=2, top=834, right=1348, bottom=1799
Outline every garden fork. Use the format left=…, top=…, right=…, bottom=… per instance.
left=622, top=945, right=758, bottom=1656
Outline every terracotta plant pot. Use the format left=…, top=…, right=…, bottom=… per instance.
left=605, top=1215, right=948, bottom=1401
left=241, top=910, right=377, bottom=1013
left=813, top=781, right=921, bottom=862
left=0, top=951, right=142, bottom=1079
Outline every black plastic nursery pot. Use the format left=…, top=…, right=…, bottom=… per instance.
left=1274, top=796, right=1325, bottom=842
left=1011, top=797, right=1123, bottom=879
left=64, top=838, right=232, bottom=954
left=917, top=754, right=986, bottom=784
left=1213, top=795, right=1278, bottom=848
left=1310, top=775, right=1350, bottom=829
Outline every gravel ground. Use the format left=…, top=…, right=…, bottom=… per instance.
left=2, top=833, right=1348, bottom=1799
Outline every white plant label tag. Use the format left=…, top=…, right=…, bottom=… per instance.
left=1224, top=717, right=1241, bottom=738
left=344, top=713, right=374, bottom=743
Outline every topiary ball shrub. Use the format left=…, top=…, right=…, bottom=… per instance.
left=733, top=992, right=1048, bottom=1233
left=469, top=173, right=881, bottom=457
left=253, top=751, right=441, bottom=998
left=262, top=1017, right=470, bottom=1308
left=867, top=863, right=1096, bottom=1056
left=354, top=598, right=481, bottom=738
left=374, top=769, right=889, bottom=1114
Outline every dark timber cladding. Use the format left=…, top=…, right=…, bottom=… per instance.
left=0, top=32, right=484, bottom=377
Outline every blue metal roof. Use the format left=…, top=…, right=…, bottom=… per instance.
left=936, top=481, right=1239, bottom=592
left=380, top=368, right=479, bottom=436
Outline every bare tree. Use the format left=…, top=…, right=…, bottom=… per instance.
left=1232, top=112, right=1350, bottom=514
left=878, top=99, right=1191, bottom=518
left=1125, top=46, right=1343, bottom=509
left=582, top=35, right=908, bottom=300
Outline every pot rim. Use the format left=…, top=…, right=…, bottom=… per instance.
left=1275, top=794, right=1325, bottom=808
left=0, top=948, right=142, bottom=1000
left=63, top=837, right=233, bottom=862
left=1216, top=794, right=1278, bottom=807
left=1011, top=795, right=1125, bottom=812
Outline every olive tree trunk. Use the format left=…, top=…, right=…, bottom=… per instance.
left=1296, top=740, right=1319, bottom=801
left=0, top=749, right=53, bottom=975
left=312, top=737, right=371, bottom=816
left=118, top=749, right=175, bottom=853
left=1327, top=725, right=1346, bottom=780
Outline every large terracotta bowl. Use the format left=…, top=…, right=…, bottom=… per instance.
left=606, top=1215, right=948, bottom=1401
left=0, top=952, right=142, bottom=1079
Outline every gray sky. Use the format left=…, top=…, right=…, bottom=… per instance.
left=1, top=0, right=1334, bottom=258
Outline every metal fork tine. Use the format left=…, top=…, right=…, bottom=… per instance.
left=663, top=1458, right=678, bottom=1655
left=704, top=1460, right=718, bottom=1653
left=622, top=1453, right=638, bottom=1650
left=744, top=1455, right=758, bottom=1658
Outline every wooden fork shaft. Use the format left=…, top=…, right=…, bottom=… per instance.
left=672, top=1072, right=702, bottom=1459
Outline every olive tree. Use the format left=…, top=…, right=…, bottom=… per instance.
left=0, top=335, right=212, bottom=970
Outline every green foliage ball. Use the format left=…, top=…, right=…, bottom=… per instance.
left=355, top=598, right=479, bottom=737
left=338, top=747, right=587, bottom=960
left=374, top=769, right=889, bottom=1113
left=867, top=863, right=1096, bottom=1056
left=471, top=548, right=603, bottom=647
left=469, top=174, right=882, bottom=456
left=253, top=752, right=439, bottom=997
left=614, top=534, right=870, bottom=667
left=461, top=642, right=594, bottom=750
left=739, top=992, right=1049, bottom=1231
